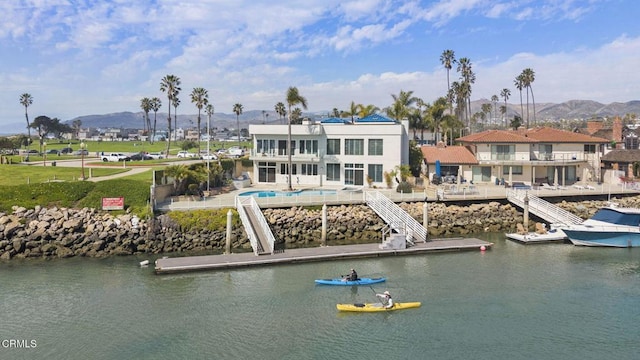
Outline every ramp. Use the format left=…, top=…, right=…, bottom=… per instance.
left=365, top=191, right=428, bottom=245
left=506, top=189, right=583, bottom=225
left=236, top=196, right=277, bottom=255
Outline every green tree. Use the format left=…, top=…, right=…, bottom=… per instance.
left=150, top=97, right=162, bottom=142
left=140, top=97, right=152, bottom=139
left=160, top=75, right=181, bottom=156
left=233, top=103, right=243, bottom=148
left=456, top=57, right=475, bottom=130
left=388, top=90, right=416, bottom=121
left=510, top=115, right=523, bottom=130
left=500, top=88, right=511, bottom=128
left=190, top=87, right=209, bottom=154
left=275, top=102, right=286, bottom=124
left=440, top=49, right=456, bottom=111
left=491, top=94, right=499, bottom=126
left=357, top=104, right=379, bottom=118
left=521, top=68, right=536, bottom=126
left=286, top=86, right=308, bottom=191
left=514, top=74, right=525, bottom=128
left=344, top=101, right=359, bottom=122
left=172, top=97, right=180, bottom=142
left=19, top=93, right=33, bottom=142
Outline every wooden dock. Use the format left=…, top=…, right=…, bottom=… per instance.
left=154, top=237, right=493, bottom=274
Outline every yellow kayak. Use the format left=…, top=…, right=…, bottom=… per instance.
left=336, top=302, right=421, bottom=312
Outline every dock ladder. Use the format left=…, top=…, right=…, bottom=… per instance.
left=506, top=189, right=583, bottom=225
left=236, top=196, right=278, bottom=255
left=365, top=191, right=427, bottom=245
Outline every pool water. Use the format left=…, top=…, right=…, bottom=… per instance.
left=239, top=189, right=337, bottom=197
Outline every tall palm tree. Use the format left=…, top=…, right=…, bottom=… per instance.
left=160, top=74, right=181, bottom=156
left=19, top=93, right=33, bottom=142
left=150, top=97, right=161, bottom=143
left=205, top=103, right=214, bottom=140
left=345, top=101, right=359, bottom=122
left=390, top=90, right=417, bottom=121
left=140, top=97, right=152, bottom=141
left=190, top=87, right=209, bottom=154
left=275, top=102, right=286, bottom=124
left=491, top=94, right=499, bottom=126
left=233, top=103, right=243, bottom=148
left=522, top=68, right=536, bottom=126
left=457, top=57, right=475, bottom=131
left=440, top=49, right=456, bottom=111
left=172, top=96, right=180, bottom=143
left=514, top=75, right=525, bottom=128
left=286, top=86, right=308, bottom=191
left=357, top=104, right=379, bottom=118
left=500, top=88, right=511, bottom=128
left=430, top=96, right=448, bottom=143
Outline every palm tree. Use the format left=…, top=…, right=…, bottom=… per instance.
left=491, top=95, right=499, bottom=126
left=345, top=101, right=359, bottom=122
left=514, top=75, right=525, bottom=128
left=522, top=68, right=536, bottom=126
left=160, top=74, right=181, bottom=156
left=19, top=93, right=33, bottom=142
left=457, top=57, right=475, bottom=131
left=140, top=97, right=152, bottom=141
left=357, top=104, right=379, bottom=118
left=233, top=103, right=243, bottom=148
left=440, top=50, right=456, bottom=110
left=430, top=96, right=448, bottom=144
left=286, top=86, right=308, bottom=191
left=500, top=88, right=511, bottom=128
left=331, top=108, right=340, bottom=118
left=172, top=96, right=180, bottom=143
left=150, top=97, right=161, bottom=143
left=190, top=87, right=209, bottom=154
left=389, top=90, right=417, bottom=121
left=205, top=103, right=214, bottom=141
left=275, top=102, right=286, bottom=124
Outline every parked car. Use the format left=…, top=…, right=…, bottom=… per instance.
left=46, top=149, right=60, bottom=155
left=129, top=152, right=153, bottom=161
left=60, top=147, right=73, bottom=154
left=73, top=149, right=89, bottom=156
left=227, top=146, right=245, bottom=158
left=147, top=152, right=164, bottom=160
left=101, top=153, right=130, bottom=162
left=201, top=153, right=218, bottom=161
left=214, top=148, right=227, bottom=156
left=177, top=151, right=198, bottom=158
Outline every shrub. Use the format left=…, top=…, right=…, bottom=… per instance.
left=396, top=181, right=413, bottom=193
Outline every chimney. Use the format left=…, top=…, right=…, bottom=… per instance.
left=613, top=116, right=623, bottom=149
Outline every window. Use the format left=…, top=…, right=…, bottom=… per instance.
left=327, top=139, right=340, bottom=155
left=491, top=144, right=515, bottom=160
left=301, top=164, right=318, bottom=175
left=280, top=163, right=297, bottom=175
left=299, top=140, right=318, bottom=155
left=502, top=166, right=523, bottom=175
left=583, top=144, right=596, bottom=153
left=326, top=163, right=340, bottom=181
left=257, top=139, right=275, bottom=155
left=345, top=139, right=364, bottom=155
left=368, top=139, right=383, bottom=156
left=368, top=164, right=383, bottom=182
left=258, top=161, right=276, bottom=182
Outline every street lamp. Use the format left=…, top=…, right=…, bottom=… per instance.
left=43, top=142, right=47, bottom=166
left=80, top=141, right=86, bottom=180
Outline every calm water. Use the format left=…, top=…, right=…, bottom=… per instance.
left=1, top=233, right=639, bottom=360
left=238, top=189, right=337, bottom=197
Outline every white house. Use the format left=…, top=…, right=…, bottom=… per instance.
left=248, top=114, right=409, bottom=188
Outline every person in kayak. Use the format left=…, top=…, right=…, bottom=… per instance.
left=343, top=268, right=358, bottom=281
left=376, top=291, right=394, bottom=309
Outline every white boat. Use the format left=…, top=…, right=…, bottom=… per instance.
left=506, top=223, right=567, bottom=244
left=559, top=205, right=640, bottom=247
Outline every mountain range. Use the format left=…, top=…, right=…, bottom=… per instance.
left=3, top=100, right=640, bottom=135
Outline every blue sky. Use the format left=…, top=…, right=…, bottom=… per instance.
left=1, top=0, right=639, bottom=131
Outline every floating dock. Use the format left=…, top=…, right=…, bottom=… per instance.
left=154, top=237, right=493, bottom=274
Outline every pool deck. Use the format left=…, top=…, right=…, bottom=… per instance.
left=154, top=237, right=493, bottom=274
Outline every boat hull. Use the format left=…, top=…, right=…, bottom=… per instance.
left=336, top=302, right=421, bottom=312
left=314, top=277, right=386, bottom=286
left=505, top=229, right=567, bottom=243
left=562, top=229, right=640, bottom=247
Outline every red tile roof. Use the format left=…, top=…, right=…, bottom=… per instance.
left=457, top=127, right=609, bottom=144
left=420, top=145, right=478, bottom=165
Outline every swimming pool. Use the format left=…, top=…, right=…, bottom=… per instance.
left=239, top=189, right=337, bottom=197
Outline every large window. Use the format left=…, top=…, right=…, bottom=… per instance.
left=491, top=144, right=515, bottom=160
left=367, top=164, right=383, bottom=182
left=368, top=139, right=383, bottom=156
left=326, top=163, right=340, bottom=181
left=299, top=140, right=318, bottom=155
left=345, top=139, right=364, bottom=155
left=280, top=163, right=297, bottom=175
left=278, top=140, right=296, bottom=155
left=301, top=164, right=318, bottom=175
left=256, top=139, right=275, bottom=155
left=584, top=144, right=597, bottom=153
left=327, top=139, right=340, bottom=155
left=258, top=161, right=276, bottom=182
left=502, top=166, right=523, bottom=175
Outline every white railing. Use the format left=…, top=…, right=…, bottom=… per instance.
left=247, top=195, right=276, bottom=254
left=506, top=189, right=583, bottom=225
left=235, top=196, right=259, bottom=255
left=365, top=191, right=427, bottom=244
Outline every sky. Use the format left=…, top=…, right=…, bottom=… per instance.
left=1, top=0, right=639, bottom=132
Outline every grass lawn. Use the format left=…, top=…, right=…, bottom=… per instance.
left=0, top=164, right=136, bottom=185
